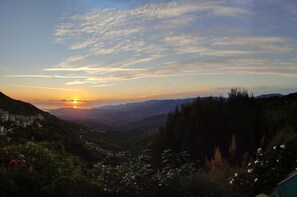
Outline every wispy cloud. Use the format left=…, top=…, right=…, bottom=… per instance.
left=48, top=99, right=88, bottom=102
left=44, top=67, right=145, bottom=72
left=54, top=1, right=252, bottom=55
left=49, top=0, right=297, bottom=83
left=11, top=85, right=79, bottom=92
left=7, top=0, right=297, bottom=93
left=88, top=84, right=115, bottom=88
left=211, top=36, right=294, bottom=52
left=5, top=75, right=87, bottom=79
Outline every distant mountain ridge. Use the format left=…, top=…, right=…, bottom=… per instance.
left=256, top=93, right=283, bottom=99
left=49, top=94, right=289, bottom=131
left=50, top=98, right=196, bottom=129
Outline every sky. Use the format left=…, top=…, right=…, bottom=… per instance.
left=0, top=0, right=297, bottom=109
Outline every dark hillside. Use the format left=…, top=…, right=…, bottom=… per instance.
left=0, top=92, right=119, bottom=162
left=0, top=92, right=47, bottom=116
left=259, top=92, right=297, bottom=136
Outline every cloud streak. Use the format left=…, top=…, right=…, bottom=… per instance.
left=50, top=0, right=297, bottom=84
left=5, top=75, right=87, bottom=79
left=6, top=0, right=297, bottom=94
left=11, top=85, right=79, bottom=92
left=44, top=67, right=146, bottom=72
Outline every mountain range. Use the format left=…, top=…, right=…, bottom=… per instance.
left=50, top=98, right=196, bottom=132
left=0, top=91, right=293, bottom=162
left=50, top=93, right=285, bottom=132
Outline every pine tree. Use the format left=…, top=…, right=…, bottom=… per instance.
left=229, top=134, right=237, bottom=166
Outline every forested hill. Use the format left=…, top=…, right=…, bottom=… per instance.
left=0, top=92, right=122, bottom=162
left=152, top=90, right=297, bottom=166
left=0, top=92, right=47, bottom=116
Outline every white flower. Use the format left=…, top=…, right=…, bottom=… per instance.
left=254, top=178, right=258, bottom=182
left=254, top=160, right=259, bottom=164
left=248, top=162, right=251, bottom=166
left=229, top=180, right=234, bottom=185
left=280, top=144, right=286, bottom=149
left=248, top=169, right=253, bottom=173
left=257, top=148, right=262, bottom=153
left=273, top=146, right=277, bottom=150
left=235, top=173, right=238, bottom=177
left=158, top=183, right=162, bottom=186
left=277, top=159, right=280, bottom=163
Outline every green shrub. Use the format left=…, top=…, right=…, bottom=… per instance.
left=0, top=141, right=101, bottom=196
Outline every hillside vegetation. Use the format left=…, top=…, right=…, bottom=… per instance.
left=0, top=89, right=297, bottom=196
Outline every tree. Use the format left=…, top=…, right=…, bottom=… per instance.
left=228, top=88, right=252, bottom=100
left=229, top=134, right=237, bottom=166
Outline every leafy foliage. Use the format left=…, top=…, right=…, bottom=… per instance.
left=92, top=149, right=229, bottom=196
left=0, top=141, right=101, bottom=197
left=230, top=130, right=297, bottom=195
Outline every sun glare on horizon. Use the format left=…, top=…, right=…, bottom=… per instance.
left=69, top=97, right=88, bottom=109
left=71, top=98, right=78, bottom=109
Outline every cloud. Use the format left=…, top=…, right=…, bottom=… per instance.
left=88, top=84, right=115, bottom=88
left=4, top=75, right=87, bottom=79
left=44, top=67, right=146, bottom=72
left=48, top=99, right=88, bottom=102
left=11, top=85, right=79, bottom=92
left=54, top=0, right=252, bottom=55
left=211, top=37, right=294, bottom=52
left=7, top=0, right=297, bottom=91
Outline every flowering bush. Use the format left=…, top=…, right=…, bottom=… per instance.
left=0, top=141, right=100, bottom=197
left=93, top=149, right=228, bottom=196
left=230, top=130, right=297, bottom=195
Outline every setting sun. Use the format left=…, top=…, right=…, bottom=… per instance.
left=71, top=99, right=78, bottom=109
left=69, top=98, right=86, bottom=109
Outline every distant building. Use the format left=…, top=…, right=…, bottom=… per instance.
left=37, top=122, right=42, bottom=128
left=0, top=109, right=43, bottom=132
left=0, top=110, right=9, bottom=122
left=0, top=126, right=5, bottom=136
left=3, top=114, right=8, bottom=121
left=9, top=116, right=15, bottom=122
left=37, top=114, right=43, bottom=120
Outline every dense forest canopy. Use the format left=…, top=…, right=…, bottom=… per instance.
left=152, top=89, right=296, bottom=167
